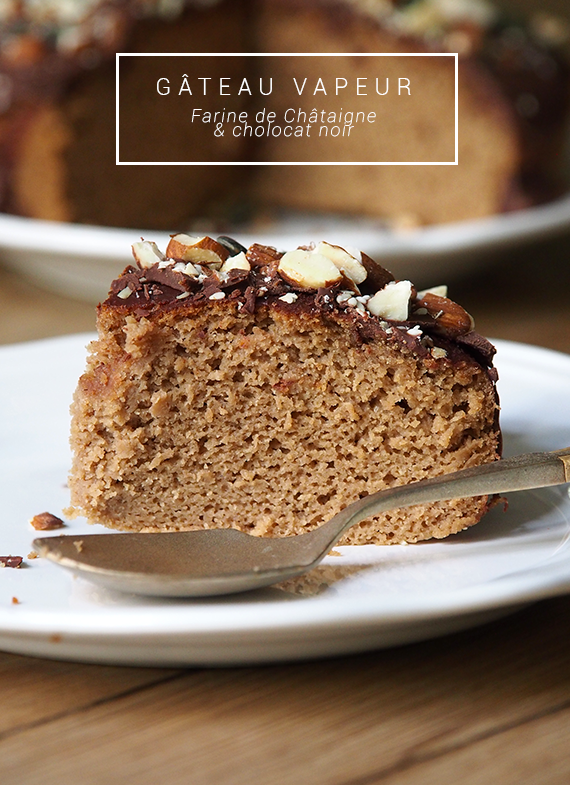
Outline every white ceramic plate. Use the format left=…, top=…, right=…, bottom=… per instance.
left=1, top=193, right=570, bottom=303
left=0, top=335, right=570, bottom=666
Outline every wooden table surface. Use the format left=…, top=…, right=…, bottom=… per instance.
left=1, top=232, right=570, bottom=785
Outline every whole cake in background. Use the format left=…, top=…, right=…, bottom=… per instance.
left=66, top=235, right=501, bottom=545
left=0, top=0, right=567, bottom=229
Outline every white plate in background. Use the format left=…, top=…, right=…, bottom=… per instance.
left=0, top=193, right=569, bottom=302
left=0, top=336, right=570, bottom=666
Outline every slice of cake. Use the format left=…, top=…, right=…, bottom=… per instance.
left=67, top=234, right=501, bottom=545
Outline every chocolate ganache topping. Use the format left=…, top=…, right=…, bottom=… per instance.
left=0, top=1, right=191, bottom=108
left=105, top=234, right=497, bottom=377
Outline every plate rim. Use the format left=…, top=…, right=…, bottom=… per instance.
left=0, top=335, right=570, bottom=647
left=0, top=193, right=569, bottom=261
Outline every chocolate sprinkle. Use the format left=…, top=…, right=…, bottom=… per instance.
left=456, top=332, right=497, bottom=366
left=217, top=236, right=247, bottom=256
left=104, top=238, right=498, bottom=376
left=0, top=556, right=23, bottom=568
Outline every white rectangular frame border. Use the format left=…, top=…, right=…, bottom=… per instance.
left=116, top=52, right=458, bottom=166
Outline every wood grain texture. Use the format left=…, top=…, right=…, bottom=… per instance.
left=1, top=598, right=570, bottom=785
left=379, top=707, right=570, bottom=785
left=0, top=650, right=179, bottom=737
